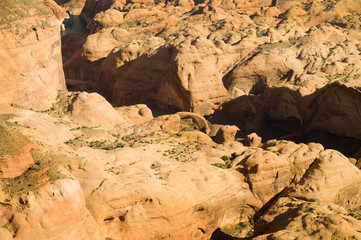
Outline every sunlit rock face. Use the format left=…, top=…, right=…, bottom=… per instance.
left=0, top=0, right=68, bottom=111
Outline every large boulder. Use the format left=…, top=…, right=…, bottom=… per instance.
left=244, top=133, right=262, bottom=147
left=67, top=92, right=127, bottom=127
left=214, top=125, right=239, bottom=144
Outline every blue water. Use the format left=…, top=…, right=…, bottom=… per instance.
left=61, top=15, right=87, bottom=36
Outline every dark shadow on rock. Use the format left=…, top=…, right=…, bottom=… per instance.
left=210, top=82, right=361, bottom=157
left=209, top=228, right=246, bottom=240
left=284, top=130, right=361, bottom=157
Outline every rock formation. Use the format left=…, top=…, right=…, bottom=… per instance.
left=1, top=0, right=361, bottom=239
left=212, top=82, right=361, bottom=145
left=61, top=0, right=361, bottom=115
left=244, top=133, right=262, bottom=147
left=0, top=123, right=34, bottom=178
left=67, top=92, right=127, bottom=127
left=214, top=125, right=239, bottom=144
left=0, top=116, right=101, bottom=240
left=0, top=0, right=68, bottom=111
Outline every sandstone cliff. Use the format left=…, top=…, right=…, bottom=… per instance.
left=0, top=0, right=68, bottom=111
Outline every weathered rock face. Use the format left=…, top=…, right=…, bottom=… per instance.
left=286, top=149, right=361, bottom=210
left=67, top=92, right=127, bottom=127
left=10, top=105, right=258, bottom=240
left=234, top=140, right=324, bottom=205
left=3, top=0, right=361, bottom=239
left=0, top=124, right=34, bottom=178
left=5, top=93, right=361, bottom=239
left=63, top=0, right=361, bottom=115
left=0, top=0, right=68, bottom=111
left=254, top=148, right=361, bottom=239
left=212, top=83, right=361, bottom=144
left=0, top=115, right=101, bottom=240
left=254, top=198, right=361, bottom=240
left=0, top=167, right=102, bottom=240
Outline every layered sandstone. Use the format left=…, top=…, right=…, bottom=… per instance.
left=2, top=0, right=361, bottom=239
left=0, top=115, right=101, bottom=240
left=62, top=0, right=361, bottom=114
left=4, top=91, right=361, bottom=239
left=0, top=167, right=102, bottom=240
left=0, top=0, right=68, bottom=111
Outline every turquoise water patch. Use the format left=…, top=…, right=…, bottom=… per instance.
left=61, top=15, right=87, bottom=36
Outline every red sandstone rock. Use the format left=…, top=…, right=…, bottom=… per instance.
left=214, top=125, right=240, bottom=143
left=244, top=133, right=262, bottom=147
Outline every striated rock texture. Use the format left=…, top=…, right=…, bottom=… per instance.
left=7, top=104, right=259, bottom=240
left=3, top=0, right=361, bottom=239
left=4, top=92, right=361, bottom=239
left=0, top=0, right=68, bottom=111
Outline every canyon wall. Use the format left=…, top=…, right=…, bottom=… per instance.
left=63, top=0, right=361, bottom=114
left=0, top=0, right=68, bottom=111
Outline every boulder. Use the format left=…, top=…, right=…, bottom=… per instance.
left=67, top=92, right=126, bottom=127
left=244, top=133, right=262, bottom=147
left=214, top=125, right=240, bottom=144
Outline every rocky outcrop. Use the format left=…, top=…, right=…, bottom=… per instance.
left=254, top=198, right=361, bottom=239
left=214, top=125, right=239, bottom=143
left=0, top=0, right=68, bottom=111
left=212, top=82, right=361, bottom=142
left=63, top=0, right=361, bottom=115
left=3, top=0, right=361, bottom=239
left=55, top=0, right=86, bottom=14
left=0, top=115, right=101, bottom=239
left=254, top=148, right=361, bottom=239
left=115, top=104, right=154, bottom=125
left=0, top=123, right=34, bottom=178
left=0, top=167, right=102, bottom=240
left=67, top=92, right=127, bottom=127
left=244, top=132, right=262, bottom=147
left=177, top=112, right=210, bottom=134
left=286, top=149, right=361, bottom=210
left=234, top=140, right=324, bottom=204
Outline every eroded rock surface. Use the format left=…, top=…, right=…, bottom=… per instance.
left=62, top=0, right=361, bottom=114
left=0, top=0, right=68, bottom=111
left=2, top=0, right=361, bottom=239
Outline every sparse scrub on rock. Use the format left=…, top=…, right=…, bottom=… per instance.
left=1, top=149, right=67, bottom=196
